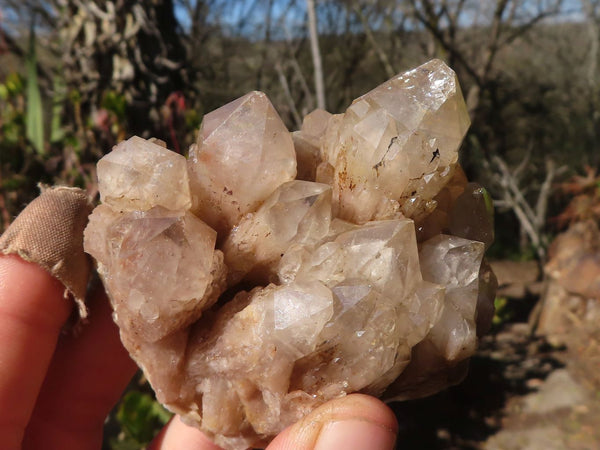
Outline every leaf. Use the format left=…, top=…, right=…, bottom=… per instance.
left=492, top=296, right=512, bottom=326
left=102, top=91, right=127, bottom=121
left=6, top=72, right=24, bottom=96
left=25, top=23, right=45, bottom=155
left=115, top=391, right=172, bottom=443
left=479, top=186, right=495, bottom=221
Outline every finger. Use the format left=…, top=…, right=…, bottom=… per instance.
left=267, top=394, right=398, bottom=450
left=0, top=255, right=73, bottom=449
left=23, top=285, right=137, bottom=449
left=149, top=415, right=223, bottom=450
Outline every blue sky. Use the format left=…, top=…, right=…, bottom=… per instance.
left=174, top=0, right=588, bottom=38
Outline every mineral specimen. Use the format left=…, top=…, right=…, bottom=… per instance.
left=84, top=59, right=496, bottom=449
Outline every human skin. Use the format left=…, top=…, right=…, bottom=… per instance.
left=0, top=254, right=398, bottom=450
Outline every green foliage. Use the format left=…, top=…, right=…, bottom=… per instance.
left=185, top=109, right=202, bottom=134
left=110, top=391, right=172, bottom=448
left=0, top=109, right=24, bottom=148
left=1, top=175, right=27, bottom=191
left=69, top=88, right=81, bottom=105
left=0, top=73, right=26, bottom=158
left=25, top=25, right=44, bottom=155
left=492, top=297, right=513, bottom=327
left=516, top=245, right=538, bottom=262
left=480, top=187, right=494, bottom=222
left=1, top=72, right=24, bottom=98
left=102, top=91, right=127, bottom=122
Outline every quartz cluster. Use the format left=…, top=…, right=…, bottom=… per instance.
left=84, top=59, right=496, bottom=449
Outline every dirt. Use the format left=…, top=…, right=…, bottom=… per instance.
left=390, top=317, right=600, bottom=450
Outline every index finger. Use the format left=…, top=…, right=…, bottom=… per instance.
left=0, top=255, right=73, bottom=449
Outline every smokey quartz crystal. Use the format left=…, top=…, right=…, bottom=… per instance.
left=84, top=59, right=496, bottom=449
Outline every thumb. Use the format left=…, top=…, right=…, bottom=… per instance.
left=267, top=394, right=398, bottom=450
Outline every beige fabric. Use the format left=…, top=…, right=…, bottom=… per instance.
left=0, top=185, right=93, bottom=319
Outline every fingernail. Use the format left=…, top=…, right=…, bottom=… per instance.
left=314, top=419, right=397, bottom=450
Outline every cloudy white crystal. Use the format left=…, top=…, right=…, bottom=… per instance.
left=223, top=180, right=332, bottom=284
left=85, top=204, right=223, bottom=342
left=419, top=234, right=485, bottom=361
left=97, top=136, right=191, bottom=211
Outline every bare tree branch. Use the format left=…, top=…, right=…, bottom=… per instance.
left=276, top=62, right=303, bottom=129
left=353, top=2, right=396, bottom=78
left=306, top=0, right=326, bottom=109
left=490, top=152, right=566, bottom=263
left=407, top=0, right=482, bottom=86
left=535, top=159, right=568, bottom=230
left=582, top=0, right=600, bottom=89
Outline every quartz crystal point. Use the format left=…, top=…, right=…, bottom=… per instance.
left=85, top=205, right=225, bottom=342
left=418, top=235, right=485, bottom=361
left=83, top=59, right=496, bottom=450
left=97, top=136, right=191, bottom=211
left=223, top=180, right=332, bottom=284
left=319, top=59, right=470, bottom=223
left=187, top=91, right=297, bottom=235
left=292, top=109, right=332, bottom=181
left=278, top=218, right=422, bottom=299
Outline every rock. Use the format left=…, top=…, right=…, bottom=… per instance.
left=522, top=369, right=586, bottom=414
left=545, top=220, right=600, bottom=299
left=84, top=59, right=495, bottom=449
left=534, top=219, right=600, bottom=341
left=490, top=260, right=540, bottom=287
left=485, top=426, right=567, bottom=450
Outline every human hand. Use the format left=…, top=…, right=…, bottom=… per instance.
left=0, top=187, right=398, bottom=449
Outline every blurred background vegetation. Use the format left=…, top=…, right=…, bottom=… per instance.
left=1, top=0, right=600, bottom=447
